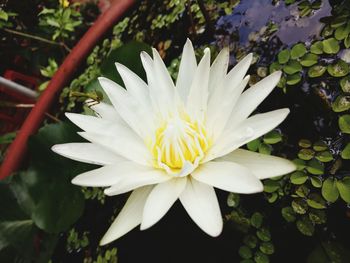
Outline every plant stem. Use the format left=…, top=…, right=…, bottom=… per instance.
left=2, top=28, right=71, bottom=52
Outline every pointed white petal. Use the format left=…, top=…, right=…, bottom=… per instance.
left=89, top=102, right=121, bottom=121
left=176, top=39, right=197, bottom=102
left=51, top=143, right=124, bottom=165
left=98, top=77, right=153, bottom=138
left=71, top=165, right=122, bottom=187
left=228, top=71, right=282, bottom=125
left=205, top=108, right=290, bottom=162
left=208, top=47, right=229, bottom=95
left=141, top=177, right=187, bottom=230
left=78, top=131, right=151, bottom=166
left=207, top=76, right=250, bottom=140
left=186, top=49, right=211, bottom=121
left=217, top=149, right=296, bottom=179
left=179, top=177, right=223, bottom=237
left=100, top=186, right=153, bottom=245
left=192, top=161, right=263, bottom=193
left=104, top=169, right=171, bottom=196
left=115, top=62, right=151, bottom=110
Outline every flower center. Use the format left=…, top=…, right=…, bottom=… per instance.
left=150, top=114, right=211, bottom=172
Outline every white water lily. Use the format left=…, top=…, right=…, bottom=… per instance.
left=52, top=39, right=296, bottom=245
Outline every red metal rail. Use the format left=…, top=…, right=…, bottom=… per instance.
left=0, top=0, right=135, bottom=179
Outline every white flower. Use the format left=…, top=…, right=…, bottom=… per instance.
left=52, top=39, right=296, bottom=245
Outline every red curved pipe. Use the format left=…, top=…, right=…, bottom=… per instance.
left=0, top=0, right=135, bottom=179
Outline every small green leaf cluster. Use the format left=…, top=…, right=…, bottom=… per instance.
left=247, top=130, right=283, bottom=155
left=83, top=248, right=118, bottom=263
left=283, top=0, right=322, bottom=17
left=82, top=187, right=106, bottom=205
left=39, top=58, right=59, bottom=91
left=66, top=228, right=89, bottom=252
left=38, top=4, right=83, bottom=41
left=0, top=8, right=17, bottom=28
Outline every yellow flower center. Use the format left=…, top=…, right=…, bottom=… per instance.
left=150, top=114, right=211, bottom=171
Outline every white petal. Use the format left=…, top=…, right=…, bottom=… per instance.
left=65, top=113, right=120, bottom=135
left=179, top=177, right=223, bottom=237
left=227, top=71, right=282, bottom=125
left=100, top=186, right=153, bottom=245
left=141, top=177, right=187, bottom=230
left=78, top=131, right=151, bottom=166
left=208, top=47, right=229, bottom=95
left=71, top=165, right=123, bottom=187
left=186, top=48, right=211, bottom=121
left=207, top=76, right=250, bottom=140
left=104, top=169, right=171, bottom=196
left=115, top=62, right=151, bottom=110
left=51, top=143, right=124, bottom=165
left=176, top=39, right=197, bottom=102
left=192, top=161, right=263, bottom=193
left=98, top=77, right=153, bottom=138
left=205, top=108, right=290, bottom=161
left=217, top=149, right=296, bottom=179
left=89, top=102, right=121, bottom=121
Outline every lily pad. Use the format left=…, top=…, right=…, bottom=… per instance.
left=307, top=193, right=326, bottom=209
left=341, top=143, right=350, bottom=159
left=263, top=130, right=282, bottom=144
left=296, top=216, right=314, bottom=236
left=336, top=177, right=350, bottom=203
left=332, top=95, right=350, bottom=112
left=291, top=43, right=307, bottom=59
left=298, top=149, right=315, bottom=160
left=313, top=140, right=328, bottom=151
left=300, top=53, right=318, bottom=67
left=286, top=73, right=302, bottom=85
left=308, top=65, right=326, bottom=78
left=334, top=22, right=350, bottom=40
left=310, top=41, right=323, bottom=54
left=315, top=151, right=333, bottom=162
left=338, top=114, right=350, bottom=133
left=327, top=60, right=349, bottom=77
left=322, top=177, right=339, bottom=203
left=269, top=62, right=282, bottom=73
left=306, top=159, right=324, bottom=175
left=277, top=49, right=290, bottom=64
left=283, top=60, right=302, bottom=75
left=340, top=76, right=350, bottom=92
left=290, top=171, right=308, bottom=185
left=281, top=207, right=296, bottom=222
left=311, top=176, right=323, bottom=188
left=299, top=139, right=312, bottom=148
left=322, top=38, right=340, bottom=54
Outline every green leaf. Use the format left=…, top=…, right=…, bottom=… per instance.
left=307, top=242, right=350, bottom=263
left=239, top=246, right=252, bottom=259
left=286, top=73, right=302, bottom=85
left=335, top=22, right=350, bottom=40
left=310, top=176, right=322, bottom=188
left=300, top=53, right=318, bottom=67
left=263, top=130, right=282, bottom=144
left=306, top=193, right=326, bottom=209
left=290, top=171, right=308, bottom=185
left=296, top=216, right=314, bottom=236
left=263, top=180, right=280, bottom=193
left=291, top=43, right=307, bottom=59
left=336, top=177, right=350, bottom=203
left=0, top=132, right=16, bottom=144
left=254, top=251, right=270, bottom=263
left=250, top=212, right=263, bottom=228
left=299, top=139, right=312, bottom=148
left=247, top=138, right=261, bottom=152
left=308, top=65, right=326, bottom=78
left=298, top=148, right=315, bottom=160
left=310, top=41, right=323, bottom=54
left=331, top=15, right=348, bottom=28
left=269, top=62, right=282, bottom=73
left=306, top=159, right=324, bottom=175
left=345, top=35, right=350, bottom=48
left=227, top=192, right=240, bottom=208
left=341, top=143, right=350, bottom=159
left=0, top=10, right=8, bottom=21
left=259, top=242, right=274, bottom=255
left=258, top=143, right=272, bottom=155
left=243, top=235, right=258, bottom=249
left=327, top=60, right=349, bottom=77
left=283, top=60, right=302, bottom=75
left=339, top=114, right=350, bottom=133
left=313, top=140, right=328, bottom=151
left=277, top=49, right=290, bottom=64
left=315, top=151, right=333, bottom=162
left=340, top=76, right=350, bottom=92
left=322, top=38, right=340, bottom=54
left=322, top=177, right=339, bottom=203
left=308, top=209, right=326, bottom=225
left=292, top=198, right=308, bottom=214
left=295, top=185, right=310, bottom=198
left=281, top=207, right=296, bottom=222
left=332, top=95, right=350, bottom=112
left=293, top=158, right=306, bottom=170
left=256, top=228, right=271, bottom=241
